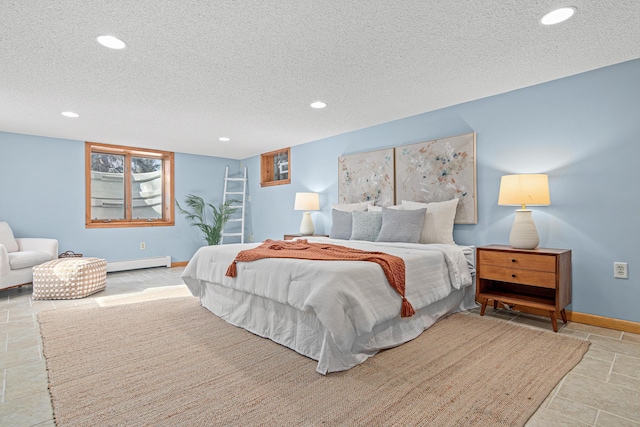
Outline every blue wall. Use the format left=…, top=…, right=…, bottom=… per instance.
left=244, top=58, right=640, bottom=323
left=0, top=131, right=240, bottom=263
left=1, top=59, right=638, bottom=323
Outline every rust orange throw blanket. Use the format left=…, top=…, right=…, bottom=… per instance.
left=225, top=239, right=415, bottom=317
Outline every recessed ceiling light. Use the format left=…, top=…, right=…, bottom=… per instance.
left=96, top=35, right=127, bottom=50
left=61, top=111, right=79, bottom=118
left=540, top=7, right=576, bottom=25
left=310, top=101, right=327, bottom=109
left=219, top=137, right=230, bottom=142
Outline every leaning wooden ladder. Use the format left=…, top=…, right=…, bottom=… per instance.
left=220, top=165, right=247, bottom=244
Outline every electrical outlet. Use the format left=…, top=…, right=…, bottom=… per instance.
left=247, top=195, right=251, bottom=202
left=140, top=242, right=146, bottom=250
left=248, top=235, right=254, bottom=242
left=614, top=262, right=628, bottom=279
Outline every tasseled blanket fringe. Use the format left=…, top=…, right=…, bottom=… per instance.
left=226, top=261, right=237, bottom=277
left=401, top=297, right=415, bottom=318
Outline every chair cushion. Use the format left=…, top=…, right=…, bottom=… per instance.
left=0, top=222, right=19, bottom=253
left=8, top=251, right=53, bottom=270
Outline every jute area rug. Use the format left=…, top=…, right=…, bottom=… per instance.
left=38, top=297, right=589, bottom=427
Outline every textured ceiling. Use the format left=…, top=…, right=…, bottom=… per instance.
left=1, top=1, right=639, bottom=159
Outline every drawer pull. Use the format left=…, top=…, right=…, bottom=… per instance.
left=511, top=274, right=516, bottom=278
left=511, top=259, right=516, bottom=263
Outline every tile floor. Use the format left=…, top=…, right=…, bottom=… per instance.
left=0, top=267, right=638, bottom=426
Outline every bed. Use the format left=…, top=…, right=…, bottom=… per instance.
left=181, top=236, right=476, bottom=374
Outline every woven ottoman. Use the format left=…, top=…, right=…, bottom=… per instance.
left=33, top=257, right=107, bottom=300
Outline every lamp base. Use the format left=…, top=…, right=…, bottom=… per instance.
left=509, top=209, right=539, bottom=249
left=299, top=212, right=315, bottom=235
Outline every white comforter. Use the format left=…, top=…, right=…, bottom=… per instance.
left=182, top=238, right=472, bottom=356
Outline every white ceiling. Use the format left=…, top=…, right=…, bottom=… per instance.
left=1, top=1, right=639, bottom=160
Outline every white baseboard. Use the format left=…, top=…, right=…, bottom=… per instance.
left=106, top=256, right=172, bottom=273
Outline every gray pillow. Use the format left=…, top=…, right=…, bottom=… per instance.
left=329, top=209, right=353, bottom=240
left=376, top=208, right=426, bottom=243
left=350, top=211, right=382, bottom=241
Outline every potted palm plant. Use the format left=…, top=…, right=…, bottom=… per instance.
left=176, top=195, right=238, bottom=245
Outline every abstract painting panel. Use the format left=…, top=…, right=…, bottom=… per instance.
left=338, top=148, right=395, bottom=206
left=395, top=133, right=477, bottom=224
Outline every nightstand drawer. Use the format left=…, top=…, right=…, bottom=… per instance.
left=478, top=251, right=556, bottom=273
left=479, top=265, right=556, bottom=289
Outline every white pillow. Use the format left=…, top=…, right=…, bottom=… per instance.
left=401, top=199, right=459, bottom=244
left=331, top=201, right=372, bottom=212
left=0, top=222, right=19, bottom=253
left=367, top=204, right=403, bottom=212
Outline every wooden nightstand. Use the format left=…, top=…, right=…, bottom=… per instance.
left=283, top=234, right=329, bottom=240
left=476, top=245, right=572, bottom=332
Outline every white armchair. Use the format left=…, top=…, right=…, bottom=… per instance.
left=0, top=222, right=58, bottom=290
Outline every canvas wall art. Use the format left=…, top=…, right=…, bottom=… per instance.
left=337, top=148, right=395, bottom=206
left=395, top=133, right=477, bottom=224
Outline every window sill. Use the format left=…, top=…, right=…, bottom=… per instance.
left=86, top=220, right=175, bottom=229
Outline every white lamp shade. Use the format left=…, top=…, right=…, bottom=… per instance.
left=294, top=192, right=320, bottom=211
left=498, top=174, right=550, bottom=209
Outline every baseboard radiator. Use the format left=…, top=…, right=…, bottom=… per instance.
left=106, top=256, right=172, bottom=273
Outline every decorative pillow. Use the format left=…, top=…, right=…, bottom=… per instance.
left=375, top=208, right=426, bottom=243
left=329, top=209, right=353, bottom=239
left=0, top=222, right=19, bottom=253
left=350, top=211, right=382, bottom=241
left=402, top=199, right=459, bottom=244
left=331, top=201, right=372, bottom=212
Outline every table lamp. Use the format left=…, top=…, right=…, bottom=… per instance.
left=498, top=174, right=550, bottom=249
left=294, top=192, right=320, bottom=235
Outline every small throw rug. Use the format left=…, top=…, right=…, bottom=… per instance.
left=38, top=297, right=589, bottom=427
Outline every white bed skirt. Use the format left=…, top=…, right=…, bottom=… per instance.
left=197, top=280, right=477, bottom=374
